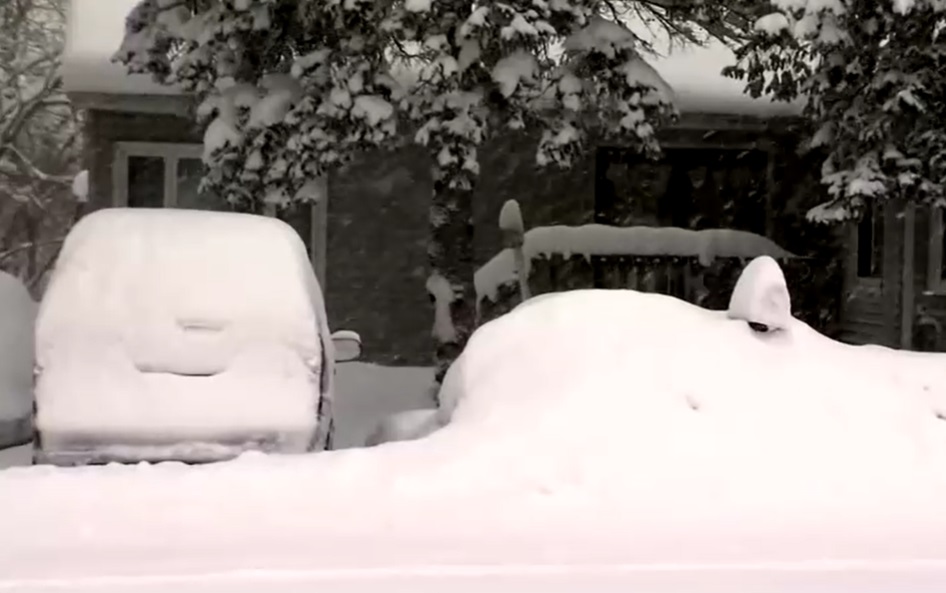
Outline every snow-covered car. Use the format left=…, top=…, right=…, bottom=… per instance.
left=0, top=271, right=36, bottom=450
left=31, top=208, right=361, bottom=466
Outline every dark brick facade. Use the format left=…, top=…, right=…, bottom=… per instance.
left=82, top=105, right=825, bottom=366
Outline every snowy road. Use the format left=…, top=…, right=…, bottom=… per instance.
left=4, top=561, right=946, bottom=593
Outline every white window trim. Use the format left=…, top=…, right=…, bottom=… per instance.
left=112, top=141, right=328, bottom=287
left=112, top=142, right=203, bottom=208
left=927, top=206, right=946, bottom=294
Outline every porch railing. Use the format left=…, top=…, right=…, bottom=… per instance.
left=476, top=200, right=832, bottom=332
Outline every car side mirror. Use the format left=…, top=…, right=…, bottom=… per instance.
left=331, top=330, right=362, bottom=362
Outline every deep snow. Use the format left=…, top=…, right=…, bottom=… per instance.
left=3, top=286, right=946, bottom=584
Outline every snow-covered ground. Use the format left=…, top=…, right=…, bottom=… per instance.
left=3, top=273, right=946, bottom=589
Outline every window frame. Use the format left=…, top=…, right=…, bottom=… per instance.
left=853, top=199, right=884, bottom=285
left=927, top=205, right=946, bottom=294
left=112, top=141, right=203, bottom=209
left=112, top=141, right=328, bottom=285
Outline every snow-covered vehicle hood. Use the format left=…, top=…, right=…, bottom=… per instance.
left=3, top=282, right=946, bottom=590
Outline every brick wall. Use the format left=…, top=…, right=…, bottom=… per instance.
left=327, top=133, right=597, bottom=366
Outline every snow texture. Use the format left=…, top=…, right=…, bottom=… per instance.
left=247, top=75, right=302, bottom=129
left=426, top=272, right=458, bottom=343
left=4, top=290, right=946, bottom=583
left=498, top=199, right=524, bottom=234
left=727, top=256, right=792, bottom=331
left=0, top=272, right=36, bottom=449
left=33, top=208, right=336, bottom=462
left=71, top=169, right=89, bottom=203
left=755, top=13, right=792, bottom=35
left=364, top=408, right=442, bottom=447
left=475, top=225, right=795, bottom=303
left=491, top=51, right=538, bottom=98
left=64, top=0, right=182, bottom=95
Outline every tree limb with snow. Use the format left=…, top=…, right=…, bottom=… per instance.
left=0, top=0, right=84, bottom=290
left=727, top=0, right=946, bottom=222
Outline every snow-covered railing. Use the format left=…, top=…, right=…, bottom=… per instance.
left=476, top=200, right=824, bottom=326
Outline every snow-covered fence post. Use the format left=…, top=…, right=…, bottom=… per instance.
left=500, top=199, right=530, bottom=302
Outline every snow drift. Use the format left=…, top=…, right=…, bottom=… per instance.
left=4, top=268, right=946, bottom=580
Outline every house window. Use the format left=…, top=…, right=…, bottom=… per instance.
left=927, top=206, right=946, bottom=293
left=856, top=200, right=884, bottom=279
left=113, top=142, right=328, bottom=284
left=114, top=142, right=230, bottom=210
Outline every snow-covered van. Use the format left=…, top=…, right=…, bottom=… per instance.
left=31, top=208, right=360, bottom=466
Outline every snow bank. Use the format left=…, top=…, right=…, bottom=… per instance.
left=64, top=0, right=182, bottom=95
left=365, top=408, right=442, bottom=447
left=475, top=225, right=795, bottom=303
left=34, top=208, right=334, bottom=461
left=0, top=272, right=36, bottom=449
left=3, top=290, right=946, bottom=581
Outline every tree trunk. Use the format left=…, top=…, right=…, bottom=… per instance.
left=428, top=173, right=476, bottom=387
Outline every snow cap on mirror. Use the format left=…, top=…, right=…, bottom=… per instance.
left=727, top=255, right=791, bottom=332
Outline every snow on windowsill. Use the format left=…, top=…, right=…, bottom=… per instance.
left=475, top=224, right=795, bottom=304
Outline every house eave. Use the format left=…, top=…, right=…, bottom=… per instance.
left=67, top=91, right=193, bottom=117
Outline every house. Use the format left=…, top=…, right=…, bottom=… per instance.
left=848, top=197, right=946, bottom=352
left=63, top=0, right=929, bottom=365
